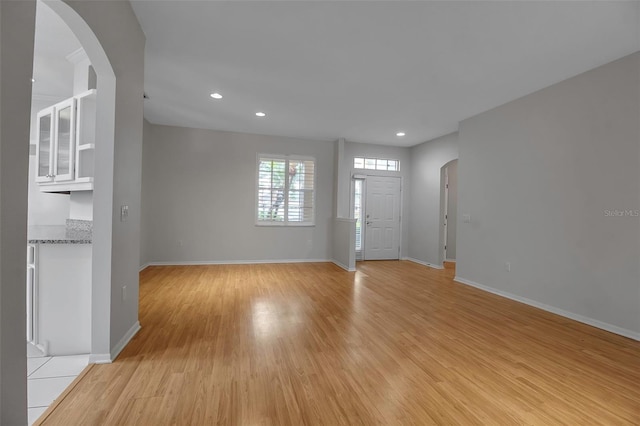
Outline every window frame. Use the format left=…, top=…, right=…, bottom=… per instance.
left=353, top=156, right=400, bottom=172
left=255, top=154, right=316, bottom=227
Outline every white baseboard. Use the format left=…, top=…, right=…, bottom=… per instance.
left=35, top=343, right=48, bottom=356
left=89, top=321, right=141, bottom=364
left=454, top=276, right=640, bottom=342
left=139, top=263, right=150, bottom=272
left=332, top=260, right=356, bottom=272
left=145, top=259, right=331, bottom=267
left=403, top=257, right=444, bottom=270
left=89, top=353, right=112, bottom=364
left=111, top=321, right=141, bottom=361
left=444, top=259, right=457, bottom=263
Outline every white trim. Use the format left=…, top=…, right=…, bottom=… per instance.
left=443, top=166, right=449, bottom=261
left=403, top=257, right=444, bottom=270
left=32, top=93, right=66, bottom=103
left=145, top=259, right=332, bottom=266
left=332, top=260, right=356, bottom=272
left=110, top=321, right=141, bottom=360
left=89, top=321, right=141, bottom=364
left=39, top=180, right=93, bottom=192
left=65, top=47, right=88, bottom=64
left=445, top=259, right=457, bottom=263
left=35, top=343, right=47, bottom=357
left=88, top=353, right=112, bottom=364
left=453, top=276, right=640, bottom=342
left=139, top=263, right=150, bottom=272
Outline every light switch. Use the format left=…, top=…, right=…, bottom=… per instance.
left=463, top=214, right=471, bottom=223
left=121, top=205, right=129, bottom=222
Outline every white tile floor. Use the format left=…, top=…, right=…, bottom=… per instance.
left=27, top=344, right=89, bottom=426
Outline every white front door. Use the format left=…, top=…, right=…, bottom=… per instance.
left=364, top=176, right=401, bottom=260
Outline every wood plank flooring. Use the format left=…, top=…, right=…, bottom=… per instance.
left=39, top=261, right=640, bottom=425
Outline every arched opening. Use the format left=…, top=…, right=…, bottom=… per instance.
left=40, top=0, right=116, bottom=361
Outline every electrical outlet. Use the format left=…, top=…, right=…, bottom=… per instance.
left=505, top=262, right=511, bottom=272
left=120, top=205, right=129, bottom=222
left=463, top=214, right=471, bottom=223
left=122, top=285, right=127, bottom=301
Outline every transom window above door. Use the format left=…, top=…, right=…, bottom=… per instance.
left=353, top=157, right=399, bottom=171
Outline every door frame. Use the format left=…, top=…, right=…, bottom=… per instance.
left=443, top=167, right=449, bottom=261
left=351, top=174, right=402, bottom=261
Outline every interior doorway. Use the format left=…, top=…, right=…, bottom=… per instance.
left=441, top=159, right=458, bottom=262
left=354, top=176, right=401, bottom=260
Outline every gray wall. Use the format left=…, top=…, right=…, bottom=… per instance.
left=0, top=1, right=36, bottom=423
left=457, top=52, right=640, bottom=336
left=444, top=159, right=458, bottom=260
left=53, top=0, right=145, bottom=358
left=342, top=141, right=411, bottom=257
left=140, top=118, right=153, bottom=267
left=141, top=124, right=335, bottom=264
left=408, top=133, right=459, bottom=266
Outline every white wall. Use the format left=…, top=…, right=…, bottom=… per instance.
left=69, top=191, right=92, bottom=220
left=457, top=52, right=640, bottom=337
left=408, top=133, right=458, bottom=267
left=0, top=1, right=36, bottom=423
left=142, top=124, right=335, bottom=264
left=341, top=141, right=411, bottom=257
left=332, top=218, right=356, bottom=271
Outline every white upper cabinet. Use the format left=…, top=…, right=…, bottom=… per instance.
left=35, top=106, right=55, bottom=183
left=53, top=98, right=76, bottom=182
left=75, top=90, right=96, bottom=183
left=36, top=89, right=96, bottom=192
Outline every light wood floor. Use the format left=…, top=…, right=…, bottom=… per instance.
left=39, top=261, right=640, bottom=425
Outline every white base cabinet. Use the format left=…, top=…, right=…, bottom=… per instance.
left=36, top=244, right=92, bottom=355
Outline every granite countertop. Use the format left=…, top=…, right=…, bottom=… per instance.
left=28, top=220, right=92, bottom=244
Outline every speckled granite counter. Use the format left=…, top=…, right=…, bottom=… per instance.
left=28, top=221, right=92, bottom=244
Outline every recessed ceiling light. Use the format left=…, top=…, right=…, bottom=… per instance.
left=31, top=78, right=36, bottom=83
left=210, top=92, right=222, bottom=99
left=255, top=112, right=266, bottom=117
left=396, top=132, right=406, bottom=137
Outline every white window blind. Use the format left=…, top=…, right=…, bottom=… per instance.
left=257, top=155, right=315, bottom=225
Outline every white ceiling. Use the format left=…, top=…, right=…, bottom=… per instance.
left=131, top=1, right=639, bottom=147
left=32, top=1, right=82, bottom=101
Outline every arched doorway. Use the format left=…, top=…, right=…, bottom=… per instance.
left=40, top=0, right=116, bottom=362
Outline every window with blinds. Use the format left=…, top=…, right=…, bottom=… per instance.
left=257, top=155, right=315, bottom=225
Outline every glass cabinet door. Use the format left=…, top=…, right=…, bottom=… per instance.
left=53, top=98, right=76, bottom=181
left=35, top=107, right=54, bottom=182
